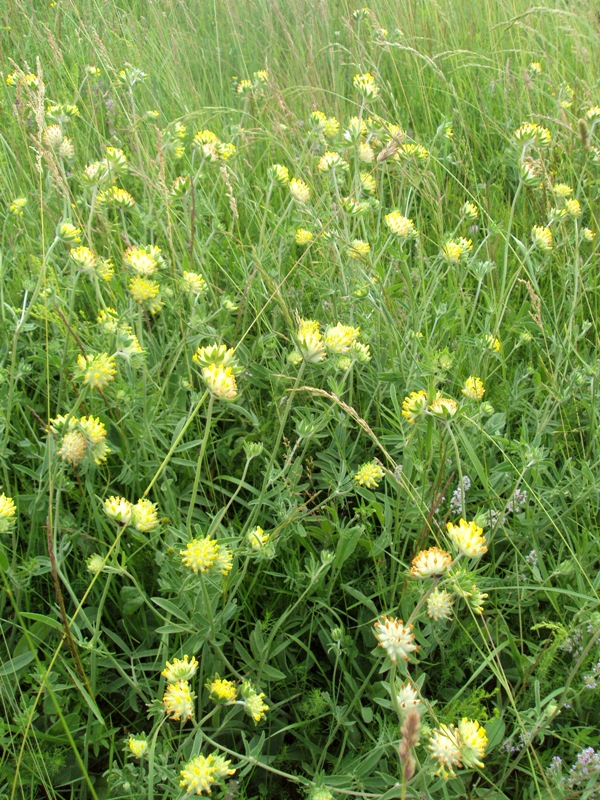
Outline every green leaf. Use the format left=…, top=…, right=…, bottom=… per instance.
left=0, top=650, right=36, bottom=676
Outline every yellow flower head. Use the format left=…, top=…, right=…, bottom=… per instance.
left=323, top=116, right=340, bottom=138
left=162, top=655, right=199, bottom=683
left=123, top=244, right=163, bottom=275
left=410, top=546, right=453, bottom=578
left=401, top=390, right=428, bottom=423
left=446, top=518, right=487, bottom=558
left=360, top=172, right=377, bottom=194
left=442, top=240, right=465, bottom=263
left=247, top=525, right=270, bottom=550
left=57, top=222, right=82, bottom=243
left=180, top=536, right=219, bottom=573
left=531, top=225, right=553, bottom=251
left=343, top=116, right=368, bottom=141
left=397, top=143, right=429, bottom=160
left=0, top=493, right=17, bottom=533
left=429, top=724, right=462, bottom=780
left=179, top=752, right=235, bottom=795
left=429, top=395, right=458, bottom=419
left=552, top=183, right=573, bottom=198
left=310, top=110, right=327, bottom=130
left=528, top=61, right=542, bottom=75
left=565, top=198, right=581, bottom=217
left=76, top=353, right=117, bottom=389
left=353, top=72, right=380, bottom=98
left=71, top=246, right=98, bottom=274
left=461, top=201, right=479, bottom=220
left=129, top=276, right=161, bottom=306
left=97, top=185, right=135, bottom=208
left=269, top=163, right=290, bottom=185
left=163, top=680, right=195, bottom=723
left=9, top=197, right=27, bottom=216
left=325, top=323, right=360, bottom=354
left=374, top=616, right=418, bottom=663
left=385, top=211, right=417, bottom=239
left=289, top=178, right=310, bottom=204
left=202, top=363, right=238, bottom=400
left=53, top=415, right=111, bottom=466
left=182, top=271, right=208, bottom=296
left=103, top=496, right=133, bottom=525
left=241, top=681, right=269, bottom=722
left=427, top=587, right=454, bottom=622
left=348, top=239, right=371, bottom=259
left=131, top=498, right=159, bottom=531
left=462, top=376, right=485, bottom=400
left=458, top=718, right=487, bottom=768
left=296, top=319, right=326, bottom=364
left=208, top=677, right=238, bottom=703
left=357, top=141, right=375, bottom=163
left=354, top=461, right=384, bottom=489
left=128, top=736, right=148, bottom=758
left=318, top=151, right=348, bottom=173
left=485, top=334, right=501, bottom=352
left=295, top=228, right=313, bottom=246
left=514, top=122, right=551, bottom=147
left=43, top=124, right=63, bottom=149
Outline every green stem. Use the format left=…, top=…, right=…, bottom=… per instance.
left=186, top=394, right=215, bottom=536
left=143, top=390, right=208, bottom=498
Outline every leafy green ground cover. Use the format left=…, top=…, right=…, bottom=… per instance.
left=0, top=1, right=599, bottom=798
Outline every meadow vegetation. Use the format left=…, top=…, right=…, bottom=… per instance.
left=0, top=0, right=600, bottom=797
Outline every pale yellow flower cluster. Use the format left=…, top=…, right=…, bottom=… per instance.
left=76, top=352, right=117, bottom=389
left=193, top=342, right=242, bottom=400
left=353, top=461, right=384, bottom=489
left=163, top=680, right=195, bottom=723
left=179, top=751, right=235, bottom=795
left=374, top=616, right=418, bottom=663
left=192, top=128, right=236, bottom=161
left=180, top=535, right=233, bottom=575
left=0, top=493, right=17, bottom=534
left=442, top=237, right=472, bottom=263
left=51, top=415, right=111, bottom=467
left=162, top=655, right=199, bottom=683
left=292, top=319, right=370, bottom=367
left=429, top=718, right=487, bottom=779
left=103, top=496, right=159, bottom=531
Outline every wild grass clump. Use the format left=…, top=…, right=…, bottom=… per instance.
left=0, top=1, right=599, bottom=798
